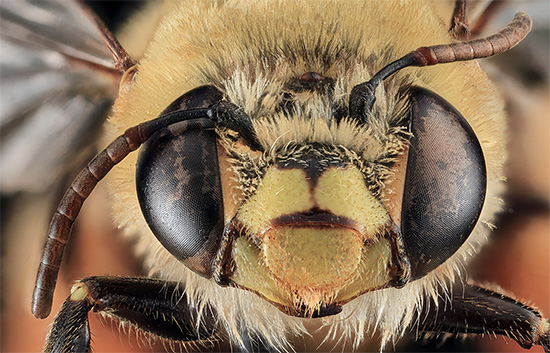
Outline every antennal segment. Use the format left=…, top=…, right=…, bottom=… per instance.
left=31, top=125, right=147, bottom=319
left=413, top=11, right=532, bottom=66
left=349, top=12, right=532, bottom=122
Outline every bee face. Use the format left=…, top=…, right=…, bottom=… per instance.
left=229, top=144, right=394, bottom=315
left=104, top=0, right=506, bottom=346
left=8, top=0, right=546, bottom=351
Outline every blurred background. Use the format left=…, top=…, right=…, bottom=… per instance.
left=1, top=1, right=548, bottom=352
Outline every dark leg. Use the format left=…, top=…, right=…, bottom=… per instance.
left=450, top=0, right=471, bottom=40
left=470, top=1, right=508, bottom=37
left=418, top=284, right=549, bottom=352
left=44, top=276, right=217, bottom=353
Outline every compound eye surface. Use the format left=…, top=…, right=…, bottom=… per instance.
left=136, top=86, right=225, bottom=278
left=401, top=87, right=486, bottom=279
left=159, top=85, right=224, bottom=116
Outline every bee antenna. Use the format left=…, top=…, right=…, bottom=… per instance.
left=349, top=12, right=532, bottom=122
left=31, top=124, right=147, bottom=319
left=31, top=106, right=233, bottom=319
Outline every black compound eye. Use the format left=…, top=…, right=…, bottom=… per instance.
left=160, top=85, right=224, bottom=116
left=136, top=86, right=225, bottom=278
left=401, top=87, right=487, bottom=279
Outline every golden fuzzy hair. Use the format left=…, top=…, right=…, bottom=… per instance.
left=105, top=0, right=506, bottom=350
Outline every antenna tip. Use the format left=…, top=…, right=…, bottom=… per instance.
left=32, top=288, right=53, bottom=319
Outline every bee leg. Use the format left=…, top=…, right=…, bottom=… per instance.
left=418, top=284, right=550, bottom=352
left=470, top=1, right=508, bottom=37
left=450, top=0, right=470, bottom=40
left=44, top=276, right=217, bottom=353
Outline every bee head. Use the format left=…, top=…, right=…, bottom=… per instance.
left=32, top=10, right=530, bottom=321
left=131, top=75, right=487, bottom=318
left=125, top=12, right=531, bottom=314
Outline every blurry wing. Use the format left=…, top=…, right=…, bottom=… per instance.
left=0, top=0, right=120, bottom=194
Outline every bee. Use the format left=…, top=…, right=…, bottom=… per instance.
left=1, top=0, right=548, bottom=352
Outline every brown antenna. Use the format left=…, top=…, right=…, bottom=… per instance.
left=31, top=124, right=148, bottom=319
left=411, top=11, right=531, bottom=66
left=32, top=4, right=140, bottom=319
left=350, top=12, right=532, bottom=121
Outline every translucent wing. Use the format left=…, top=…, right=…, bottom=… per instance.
left=0, top=4, right=130, bottom=351
left=0, top=0, right=120, bottom=194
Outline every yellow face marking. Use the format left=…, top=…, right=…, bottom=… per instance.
left=263, top=227, right=363, bottom=291
left=380, top=144, right=409, bottom=225
left=236, top=168, right=314, bottom=234
left=315, top=167, right=390, bottom=235
left=231, top=229, right=392, bottom=310
left=217, top=144, right=244, bottom=223
left=335, top=238, right=392, bottom=302
left=231, top=162, right=395, bottom=311
left=231, top=236, right=293, bottom=305
left=236, top=164, right=390, bottom=237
